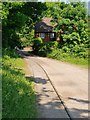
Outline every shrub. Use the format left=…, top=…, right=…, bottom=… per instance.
left=32, top=37, right=43, bottom=54
left=38, top=45, right=47, bottom=57
left=62, top=46, right=70, bottom=53
left=32, top=40, right=59, bottom=56
left=78, top=51, right=88, bottom=58
left=20, top=37, right=30, bottom=48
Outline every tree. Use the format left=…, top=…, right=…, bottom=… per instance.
left=2, top=2, right=47, bottom=48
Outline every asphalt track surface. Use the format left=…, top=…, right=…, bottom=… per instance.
left=18, top=50, right=89, bottom=119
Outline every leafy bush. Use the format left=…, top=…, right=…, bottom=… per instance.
left=32, top=40, right=59, bottom=57
left=62, top=46, right=70, bottom=53
left=63, top=32, right=81, bottom=45
left=20, top=37, right=30, bottom=48
left=38, top=45, right=47, bottom=57
left=47, top=49, right=60, bottom=59
left=78, top=51, right=88, bottom=58
left=32, top=37, right=43, bottom=54
left=2, top=48, right=19, bottom=58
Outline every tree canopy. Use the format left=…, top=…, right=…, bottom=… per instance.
left=2, top=2, right=89, bottom=49
left=2, top=2, right=47, bottom=48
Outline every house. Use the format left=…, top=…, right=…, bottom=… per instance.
left=35, top=17, right=57, bottom=42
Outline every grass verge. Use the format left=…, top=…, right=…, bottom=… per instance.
left=47, top=49, right=88, bottom=68
left=2, top=48, right=37, bottom=118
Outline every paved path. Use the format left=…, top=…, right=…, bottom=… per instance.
left=25, top=58, right=70, bottom=118
left=19, top=50, right=89, bottom=119
left=29, top=56, right=89, bottom=119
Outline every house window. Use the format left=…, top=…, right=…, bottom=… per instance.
left=40, top=33, right=45, bottom=39
left=50, top=33, right=54, bottom=38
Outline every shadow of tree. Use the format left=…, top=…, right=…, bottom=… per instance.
left=68, top=97, right=89, bottom=104
left=27, top=75, right=90, bottom=119
left=34, top=77, right=47, bottom=84
left=26, top=76, right=47, bottom=85
left=36, top=91, right=90, bottom=118
left=16, top=50, right=34, bottom=58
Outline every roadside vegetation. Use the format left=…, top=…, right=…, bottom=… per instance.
left=1, top=2, right=89, bottom=118
left=32, top=39, right=88, bottom=68
left=2, top=2, right=46, bottom=118
left=47, top=47, right=88, bottom=68
left=32, top=2, right=89, bottom=68
left=2, top=48, right=37, bottom=118
left=2, top=2, right=89, bottom=68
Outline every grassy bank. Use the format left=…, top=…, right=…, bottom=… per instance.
left=47, top=49, right=88, bottom=68
left=2, top=48, right=37, bottom=118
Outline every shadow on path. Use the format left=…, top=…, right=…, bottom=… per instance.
left=68, top=97, right=90, bottom=104
left=25, top=76, right=90, bottom=119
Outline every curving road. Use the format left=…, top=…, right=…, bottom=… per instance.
left=30, top=56, right=89, bottom=118
left=19, top=50, right=89, bottom=119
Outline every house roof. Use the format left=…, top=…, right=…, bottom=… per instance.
left=42, top=17, right=53, bottom=26
left=35, top=17, right=54, bottom=32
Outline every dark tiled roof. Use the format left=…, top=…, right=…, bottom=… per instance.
left=35, top=17, right=54, bottom=32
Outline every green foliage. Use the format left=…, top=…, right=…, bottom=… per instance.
left=37, top=42, right=56, bottom=57
left=32, top=37, right=43, bottom=54
left=2, top=2, right=47, bottom=48
left=20, top=37, right=30, bottom=48
left=40, top=2, right=89, bottom=64
left=47, top=48, right=88, bottom=68
left=2, top=2, right=89, bottom=66
left=2, top=49, right=37, bottom=118
left=2, top=48, right=19, bottom=58
left=32, top=39, right=59, bottom=57
left=44, top=2, right=88, bottom=47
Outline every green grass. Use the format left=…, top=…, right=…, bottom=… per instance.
left=2, top=48, right=37, bottom=118
left=60, top=56, right=88, bottom=68
left=47, top=49, right=88, bottom=68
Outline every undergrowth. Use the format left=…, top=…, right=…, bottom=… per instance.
left=2, top=48, right=37, bottom=118
left=32, top=39, right=88, bottom=68
left=47, top=48, right=88, bottom=68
